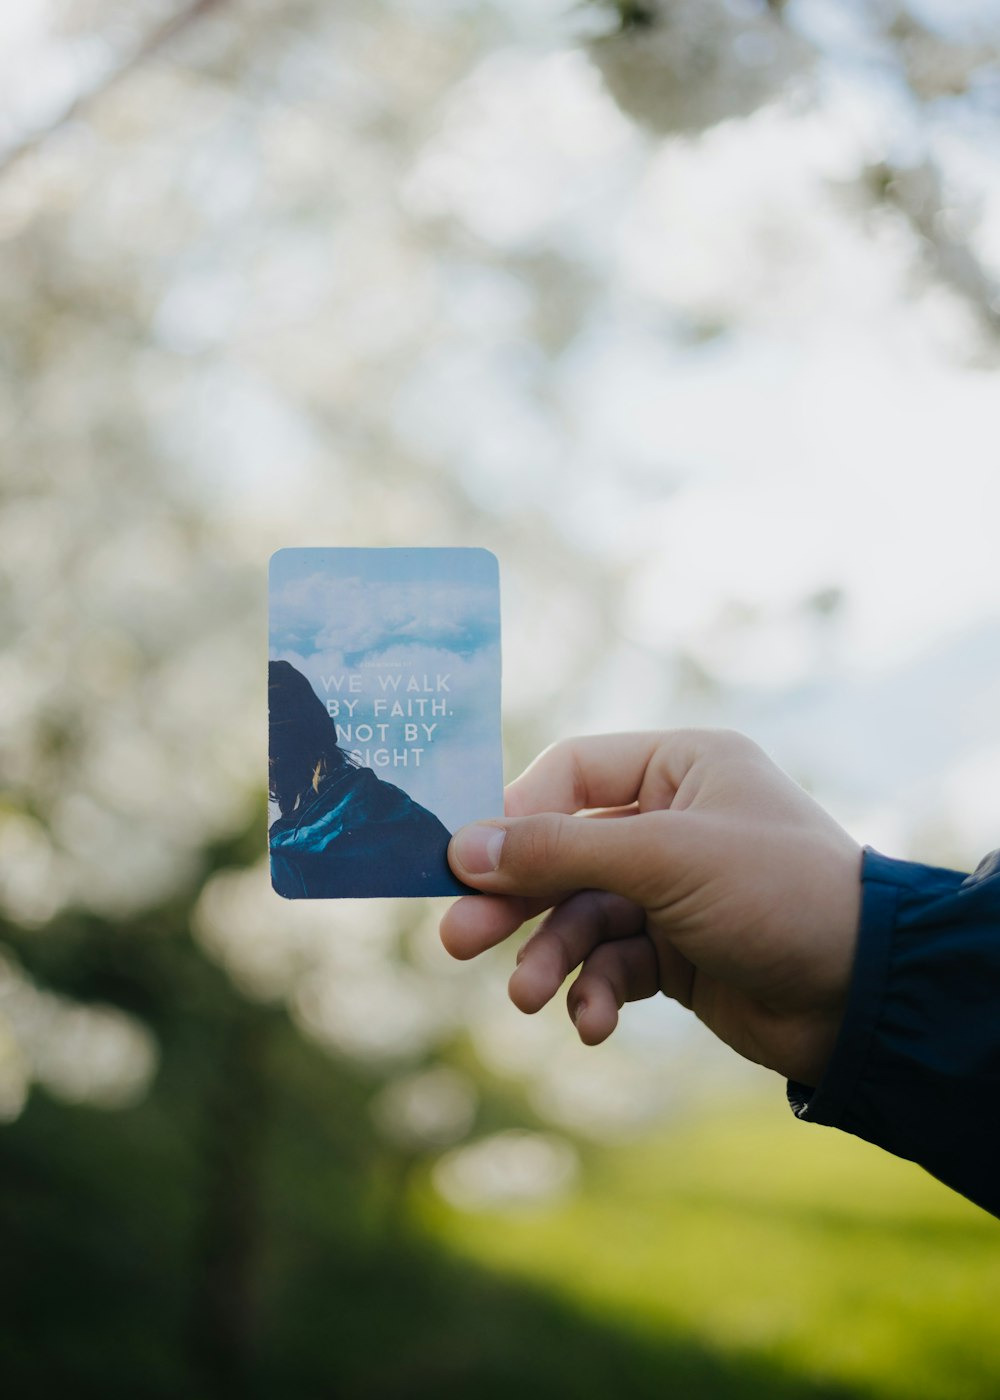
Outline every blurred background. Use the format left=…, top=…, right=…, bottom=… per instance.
left=1, top=0, right=999, bottom=1396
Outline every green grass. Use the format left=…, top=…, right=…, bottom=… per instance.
left=5, top=905, right=996, bottom=1398
left=418, top=1095, right=1000, bottom=1400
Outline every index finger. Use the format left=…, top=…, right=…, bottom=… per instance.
left=504, top=732, right=679, bottom=818
left=439, top=891, right=551, bottom=961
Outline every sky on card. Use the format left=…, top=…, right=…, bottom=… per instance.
left=269, top=549, right=503, bottom=833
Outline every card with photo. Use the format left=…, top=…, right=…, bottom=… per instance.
left=268, top=547, right=503, bottom=898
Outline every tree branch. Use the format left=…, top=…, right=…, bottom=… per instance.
left=0, top=0, right=226, bottom=179
left=867, top=158, right=1000, bottom=342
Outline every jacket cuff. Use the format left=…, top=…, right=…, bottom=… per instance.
left=784, top=844, right=1000, bottom=1218
left=787, top=845, right=900, bottom=1126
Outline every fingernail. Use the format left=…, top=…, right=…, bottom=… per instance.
left=453, top=823, right=506, bottom=875
left=573, top=1000, right=587, bottom=1028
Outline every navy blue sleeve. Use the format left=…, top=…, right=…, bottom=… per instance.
left=788, top=845, right=1000, bottom=1219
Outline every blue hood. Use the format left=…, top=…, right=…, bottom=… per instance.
left=269, top=765, right=471, bottom=899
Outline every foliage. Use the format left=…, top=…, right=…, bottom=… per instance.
left=423, top=1101, right=1000, bottom=1400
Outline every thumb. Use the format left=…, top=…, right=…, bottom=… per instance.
left=447, top=810, right=687, bottom=906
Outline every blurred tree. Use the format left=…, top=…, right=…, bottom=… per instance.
left=587, top=0, right=1000, bottom=340
left=0, top=3, right=670, bottom=1389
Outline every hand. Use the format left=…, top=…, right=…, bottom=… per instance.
left=439, top=730, right=863, bottom=1087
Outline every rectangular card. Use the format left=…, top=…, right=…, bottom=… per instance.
left=268, top=547, right=503, bottom=898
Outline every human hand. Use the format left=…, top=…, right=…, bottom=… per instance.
left=440, top=731, right=863, bottom=1087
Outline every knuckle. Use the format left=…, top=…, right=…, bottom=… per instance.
left=512, top=813, right=566, bottom=873
left=585, top=942, right=620, bottom=980
left=669, top=726, right=762, bottom=764
left=530, top=737, right=575, bottom=774
left=540, top=918, right=573, bottom=981
left=715, top=727, right=763, bottom=758
left=550, top=932, right=575, bottom=986
left=543, top=737, right=588, bottom=807
left=693, top=725, right=753, bottom=751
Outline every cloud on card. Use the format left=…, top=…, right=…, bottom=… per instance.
left=269, top=573, right=499, bottom=662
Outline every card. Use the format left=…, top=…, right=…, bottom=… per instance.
left=268, top=547, right=503, bottom=898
